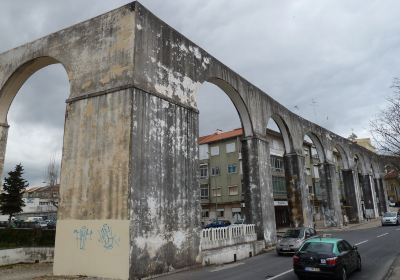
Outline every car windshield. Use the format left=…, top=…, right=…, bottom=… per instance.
left=384, top=212, right=397, bottom=217
left=283, top=229, right=302, bottom=238
left=300, top=242, right=334, bottom=254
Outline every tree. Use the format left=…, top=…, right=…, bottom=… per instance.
left=44, top=156, right=59, bottom=208
left=0, top=164, right=29, bottom=225
left=370, top=78, right=400, bottom=156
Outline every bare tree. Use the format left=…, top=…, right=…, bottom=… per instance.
left=370, top=78, right=400, bottom=156
left=45, top=156, right=60, bottom=209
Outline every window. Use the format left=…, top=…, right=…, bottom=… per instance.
left=271, top=156, right=284, bottom=172
left=212, top=188, right=222, bottom=197
left=226, top=142, right=236, bottom=153
left=202, top=209, right=209, bottom=218
left=200, top=164, right=208, bottom=178
left=199, top=144, right=209, bottom=160
left=337, top=241, right=351, bottom=253
left=211, top=166, right=220, bottom=176
left=210, top=146, right=220, bottom=156
left=313, top=165, right=320, bottom=179
left=228, top=164, right=237, bottom=174
left=232, top=207, right=241, bottom=220
left=216, top=208, right=224, bottom=217
left=228, top=186, right=239, bottom=196
left=200, top=184, right=209, bottom=199
left=272, top=176, right=286, bottom=196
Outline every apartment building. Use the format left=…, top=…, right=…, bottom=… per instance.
left=198, top=127, right=336, bottom=228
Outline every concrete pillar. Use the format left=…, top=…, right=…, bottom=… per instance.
left=379, top=178, right=389, bottom=213
left=283, top=153, right=313, bottom=228
left=342, top=170, right=363, bottom=222
left=241, top=136, right=276, bottom=246
left=369, top=177, right=379, bottom=217
left=319, top=163, right=343, bottom=227
left=361, top=174, right=375, bottom=218
left=374, top=178, right=385, bottom=215
left=129, top=89, right=201, bottom=278
left=0, top=123, right=9, bottom=179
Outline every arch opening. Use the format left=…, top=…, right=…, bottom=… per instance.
left=266, top=116, right=293, bottom=229
left=0, top=56, right=69, bottom=124
left=303, top=132, right=326, bottom=226
left=0, top=62, right=70, bottom=222
left=196, top=80, right=249, bottom=228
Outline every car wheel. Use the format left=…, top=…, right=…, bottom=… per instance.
left=337, top=267, right=347, bottom=280
left=296, top=275, right=306, bottom=280
left=356, top=257, right=362, bottom=271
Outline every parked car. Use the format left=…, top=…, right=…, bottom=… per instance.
left=204, top=220, right=231, bottom=228
left=276, top=227, right=317, bottom=255
left=46, top=220, right=57, bottom=229
left=33, top=220, right=48, bottom=229
left=293, top=237, right=361, bottom=280
left=381, top=212, right=400, bottom=226
left=388, top=201, right=396, bottom=207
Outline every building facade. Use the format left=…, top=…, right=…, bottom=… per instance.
left=16, top=185, right=60, bottom=220
left=199, top=128, right=330, bottom=228
left=384, top=169, right=400, bottom=204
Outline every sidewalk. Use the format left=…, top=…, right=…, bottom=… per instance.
left=385, top=254, right=400, bottom=280
left=317, top=218, right=381, bottom=232
left=276, top=218, right=381, bottom=236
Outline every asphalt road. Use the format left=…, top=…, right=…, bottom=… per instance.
left=158, top=225, right=400, bottom=280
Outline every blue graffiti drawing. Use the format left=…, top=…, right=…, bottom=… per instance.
left=98, top=224, right=119, bottom=250
left=73, top=226, right=93, bottom=250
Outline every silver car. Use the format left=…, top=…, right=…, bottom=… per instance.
left=381, top=212, right=400, bottom=226
left=276, top=227, right=317, bottom=255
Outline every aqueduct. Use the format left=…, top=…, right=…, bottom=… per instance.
left=0, top=2, right=395, bottom=279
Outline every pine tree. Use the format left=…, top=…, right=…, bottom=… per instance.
left=0, top=164, right=29, bottom=226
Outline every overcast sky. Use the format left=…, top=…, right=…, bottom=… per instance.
left=0, top=0, right=399, bottom=185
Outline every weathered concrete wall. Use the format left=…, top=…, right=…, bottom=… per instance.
left=284, top=153, right=313, bottom=228
left=58, top=90, right=132, bottom=220
left=320, top=163, right=343, bottom=227
left=129, top=88, right=201, bottom=278
left=0, top=123, right=8, bottom=178
left=242, top=137, right=276, bottom=245
left=0, top=247, right=54, bottom=266
left=54, top=89, right=132, bottom=278
left=202, top=240, right=264, bottom=266
left=342, top=170, right=362, bottom=222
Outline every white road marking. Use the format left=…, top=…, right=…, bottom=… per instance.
left=266, top=269, right=294, bottom=280
left=355, top=240, right=369, bottom=246
left=377, top=233, right=389, bottom=238
left=396, top=228, right=400, bottom=231
left=210, top=262, right=245, bottom=272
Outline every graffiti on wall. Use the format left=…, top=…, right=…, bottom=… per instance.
left=73, top=224, right=119, bottom=250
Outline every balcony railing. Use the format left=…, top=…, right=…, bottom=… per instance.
left=200, top=224, right=256, bottom=250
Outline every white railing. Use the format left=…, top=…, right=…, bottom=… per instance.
left=200, top=224, right=257, bottom=250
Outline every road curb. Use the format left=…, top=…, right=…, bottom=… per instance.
left=383, top=253, right=400, bottom=280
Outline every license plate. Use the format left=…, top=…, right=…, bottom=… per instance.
left=305, top=267, right=320, bottom=272
left=282, top=247, right=290, bottom=251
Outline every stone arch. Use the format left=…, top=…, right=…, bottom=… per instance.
left=268, top=114, right=293, bottom=154
left=353, top=153, right=367, bottom=175
left=0, top=56, right=70, bottom=124
left=303, top=131, right=326, bottom=162
left=206, top=77, right=254, bottom=137
left=333, top=144, right=350, bottom=170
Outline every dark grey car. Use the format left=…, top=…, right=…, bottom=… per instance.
left=276, top=227, right=317, bottom=255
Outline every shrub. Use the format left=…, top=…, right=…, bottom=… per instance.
left=0, top=228, right=55, bottom=249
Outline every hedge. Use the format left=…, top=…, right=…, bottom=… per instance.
left=0, top=228, right=55, bottom=249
